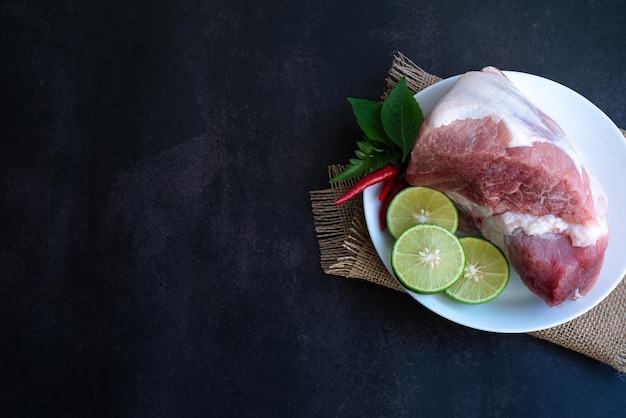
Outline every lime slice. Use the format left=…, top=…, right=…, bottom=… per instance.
left=391, top=224, right=465, bottom=294
left=445, top=237, right=510, bottom=304
left=386, top=186, right=459, bottom=239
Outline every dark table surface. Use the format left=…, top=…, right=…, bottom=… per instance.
left=2, top=1, right=626, bottom=417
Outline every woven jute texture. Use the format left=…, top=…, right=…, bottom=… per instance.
left=310, top=52, right=626, bottom=373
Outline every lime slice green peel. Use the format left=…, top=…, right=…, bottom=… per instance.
left=391, top=224, right=465, bottom=294
left=386, top=186, right=459, bottom=239
left=445, top=236, right=510, bottom=304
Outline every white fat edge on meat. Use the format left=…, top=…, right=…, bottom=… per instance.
left=446, top=176, right=608, bottom=249
left=427, top=67, right=588, bottom=177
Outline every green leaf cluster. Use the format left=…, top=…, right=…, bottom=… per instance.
left=331, top=78, right=424, bottom=183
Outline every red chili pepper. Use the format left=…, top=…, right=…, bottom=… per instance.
left=378, top=176, right=397, bottom=202
left=379, top=179, right=407, bottom=230
left=333, top=165, right=400, bottom=205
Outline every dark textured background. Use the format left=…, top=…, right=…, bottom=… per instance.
left=1, top=1, right=626, bottom=417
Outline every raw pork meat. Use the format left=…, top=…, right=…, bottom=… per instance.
left=405, top=67, right=609, bottom=306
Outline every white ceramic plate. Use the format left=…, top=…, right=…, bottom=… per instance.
left=363, top=71, right=626, bottom=333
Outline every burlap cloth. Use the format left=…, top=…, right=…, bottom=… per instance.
left=310, top=52, right=626, bottom=373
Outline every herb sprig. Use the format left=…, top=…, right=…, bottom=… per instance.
left=331, top=77, right=424, bottom=183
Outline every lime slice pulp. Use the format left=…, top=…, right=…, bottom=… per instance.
left=445, top=236, right=510, bottom=304
left=386, top=186, right=459, bottom=239
left=391, top=224, right=465, bottom=294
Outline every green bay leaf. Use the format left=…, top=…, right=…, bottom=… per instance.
left=347, top=98, right=391, bottom=147
left=380, top=78, right=423, bottom=162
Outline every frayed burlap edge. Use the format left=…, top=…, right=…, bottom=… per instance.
left=530, top=279, right=626, bottom=372
left=309, top=166, right=358, bottom=277
left=309, top=166, right=404, bottom=291
left=310, top=51, right=626, bottom=373
left=382, top=52, right=442, bottom=99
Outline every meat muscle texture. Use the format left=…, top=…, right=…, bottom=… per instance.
left=405, top=67, right=609, bottom=306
